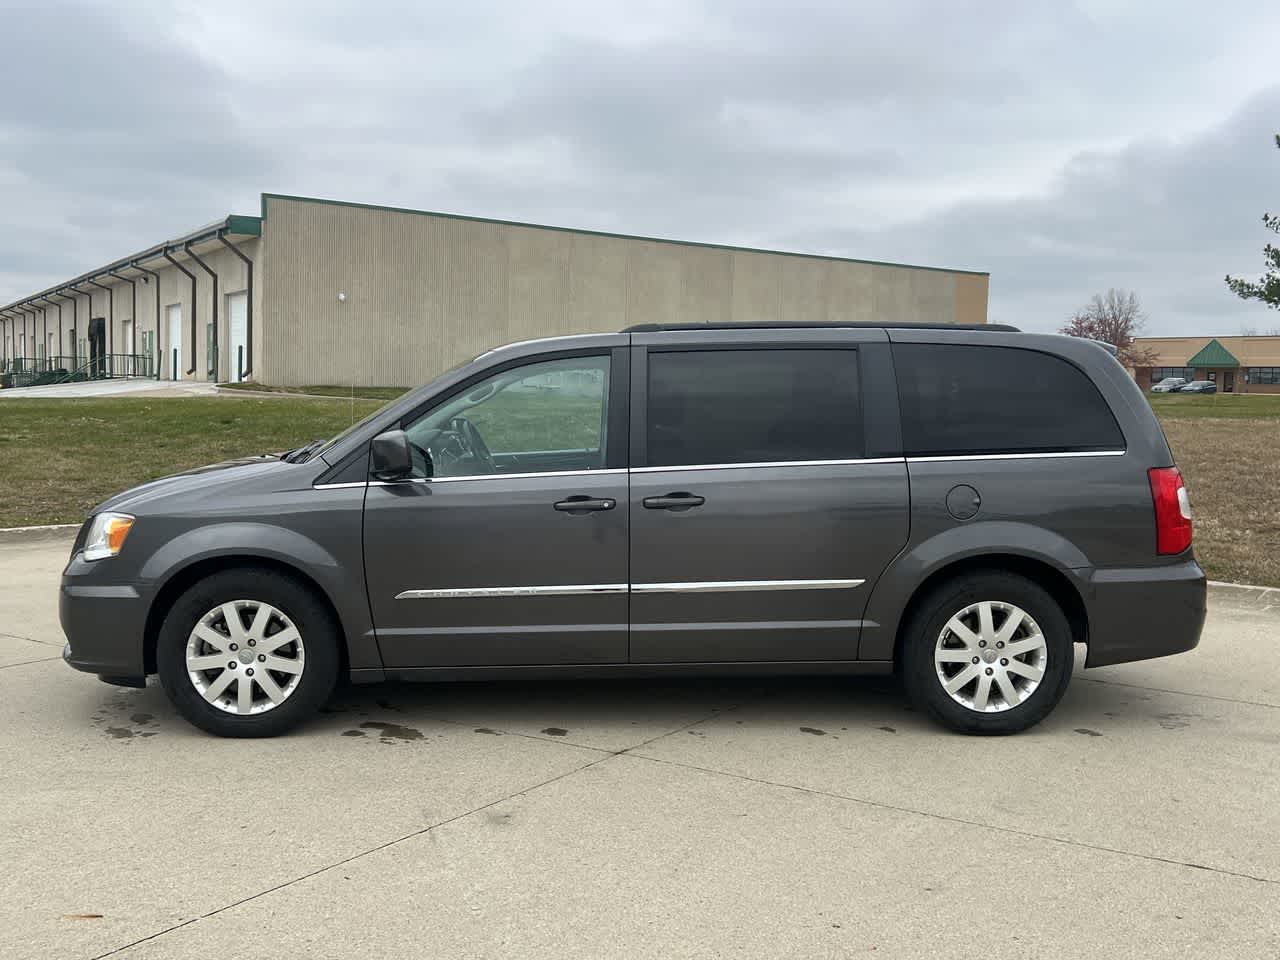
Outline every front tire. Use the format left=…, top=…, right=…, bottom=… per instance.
left=157, top=568, right=340, bottom=737
left=901, top=571, right=1073, bottom=735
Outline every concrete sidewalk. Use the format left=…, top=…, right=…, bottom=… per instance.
left=1, top=535, right=1277, bottom=959
left=0, top=378, right=216, bottom=399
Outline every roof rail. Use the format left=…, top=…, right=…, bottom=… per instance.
left=622, top=321, right=1020, bottom=333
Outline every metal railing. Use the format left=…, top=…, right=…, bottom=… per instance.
left=1, top=354, right=153, bottom=388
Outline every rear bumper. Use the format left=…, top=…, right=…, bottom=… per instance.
left=1084, top=558, right=1206, bottom=668
left=60, top=570, right=149, bottom=681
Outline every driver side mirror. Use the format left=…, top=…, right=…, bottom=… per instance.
left=370, top=429, right=414, bottom=481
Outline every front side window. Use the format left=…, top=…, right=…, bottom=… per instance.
left=895, top=343, right=1124, bottom=456
left=645, top=348, right=862, bottom=467
left=404, top=355, right=610, bottom=478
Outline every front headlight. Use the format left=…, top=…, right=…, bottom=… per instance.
left=83, top=513, right=135, bottom=561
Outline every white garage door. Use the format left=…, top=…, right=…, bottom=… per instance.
left=166, top=304, right=182, bottom=381
left=227, top=292, right=248, bottom=382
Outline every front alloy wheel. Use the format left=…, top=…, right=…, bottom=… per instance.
left=157, top=568, right=339, bottom=737
left=186, top=601, right=306, bottom=715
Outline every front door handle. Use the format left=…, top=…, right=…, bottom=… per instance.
left=554, top=496, right=616, bottom=514
left=642, top=492, right=705, bottom=511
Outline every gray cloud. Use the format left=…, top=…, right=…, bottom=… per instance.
left=1, top=0, right=1278, bottom=336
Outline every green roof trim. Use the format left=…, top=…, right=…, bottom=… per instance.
left=1185, top=338, right=1240, bottom=367
left=259, top=192, right=990, bottom=278
left=226, top=215, right=262, bottom=237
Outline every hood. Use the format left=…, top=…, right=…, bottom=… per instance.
left=93, top=454, right=284, bottom=515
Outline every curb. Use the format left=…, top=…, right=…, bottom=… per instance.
left=0, top=523, right=80, bottom=544
left=1207, top=580, right=1280, bottom=605
left=214, top=386, right=391, bottom=402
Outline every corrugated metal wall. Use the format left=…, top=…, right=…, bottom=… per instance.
left=260, top=196, right=988, bottom=387
left=57, top=238, right=261, bottom=383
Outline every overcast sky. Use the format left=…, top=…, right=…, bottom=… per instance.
left=3, top=0, right=1278, bottom=334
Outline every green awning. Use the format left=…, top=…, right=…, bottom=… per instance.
left=1186, top=338, right=1240, bottom=367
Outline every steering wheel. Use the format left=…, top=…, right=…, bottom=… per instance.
left=448, top=416, right=495, bottom=472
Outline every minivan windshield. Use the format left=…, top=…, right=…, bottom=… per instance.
left=299, top=352, right=487, bottom=462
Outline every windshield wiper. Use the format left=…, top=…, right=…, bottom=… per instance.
left=282, top=439, right=326, bottom=464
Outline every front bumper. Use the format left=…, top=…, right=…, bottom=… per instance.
left=60, top=556, right=150, bottom=681
left=1084, top=558, right=1207, bottom=668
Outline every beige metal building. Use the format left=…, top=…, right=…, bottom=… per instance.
left=2, top=194, right=989, bottom=388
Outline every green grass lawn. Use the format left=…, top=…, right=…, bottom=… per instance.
left=1146, top=392, right=1280, bottom=419
left=3, top=386, right=1277, bottom=587
left=0, top=396, right=387, bottom=527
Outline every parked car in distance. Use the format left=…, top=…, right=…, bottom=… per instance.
left=1179, top=380, right=1217, bottom=394
left=61, top=322, right=1206, bottom=737
left=1151, top=377, right=1189, bottom=393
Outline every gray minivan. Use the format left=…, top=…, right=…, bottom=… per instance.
left=61, top=323, right=1206, bottom=737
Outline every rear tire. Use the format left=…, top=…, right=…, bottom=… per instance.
left=901, top=571, right=1073, bottom=735
left=157, top=568, right=340, bottom=737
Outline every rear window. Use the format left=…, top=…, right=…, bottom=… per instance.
left=646, top=349, right=862, bottom=466
left=893, top=343, right=1124, bottom=456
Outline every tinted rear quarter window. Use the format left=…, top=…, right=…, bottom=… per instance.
left=893, top=343, right=1124, bottom=456
left=646, top=349, right=863, bottom=466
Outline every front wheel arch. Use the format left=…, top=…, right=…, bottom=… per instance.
left=143, top=556, right=347, bottom=679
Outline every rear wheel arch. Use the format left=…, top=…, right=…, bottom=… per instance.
left=891, top=553, right=1089, bottom=668
left=143, top=556, right=347, bottom=677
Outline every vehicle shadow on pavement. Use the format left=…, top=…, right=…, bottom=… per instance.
left=76, top=657, right=1185, bottom=744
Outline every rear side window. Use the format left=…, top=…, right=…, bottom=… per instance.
left=646, top=349, right=862, bottom=466
left=894, top=343, right=1124, bottom=456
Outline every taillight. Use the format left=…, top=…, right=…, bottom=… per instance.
left=1148, top=466, right=1192, bottom=555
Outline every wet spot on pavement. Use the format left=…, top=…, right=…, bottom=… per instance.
left=105, top=727, right=134, bottom=739
left=360, top=721, right=424, bottom=742
left=878, top=726, right=896, bottom=733
left=1157, top=713, right=1196, bottom=730
left=375, top=699, right=403, bottom=713
left=130, top=713, right=153, bottom=725
left=474, top=728, right=501, bottom=735
left=341, top=729, right=367, bottom=737
left=1074, top=728, right=1103, bottom=737
left=541, top=727, right=569, bottom=737
left=799, top=727, right=826, bottom=736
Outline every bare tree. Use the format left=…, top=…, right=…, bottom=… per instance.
left=1060, top=288, right=1158, bottom=368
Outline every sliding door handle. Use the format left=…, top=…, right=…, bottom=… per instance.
left=554, top=496, right=616, bottom=514
left=642, top=492, right=705, bottom=511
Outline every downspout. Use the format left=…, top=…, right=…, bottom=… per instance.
left=108, top=270, right=138, bottom=362
left=162, top=247, right=197, bottom=376
left=217, top=233, right=254, bottom=379
left=23, top=307, right=36, bottom=364
left=47, top=294, right=67, bottom=361
left=33, top=297, right=58, bottom=365
left=130, top=263, right=160, bottom=379
left=63, top=288, right=79, bottom=365
left=86, top=278, right=114, bottom=375
left=184, top=242, right=218, bottom=381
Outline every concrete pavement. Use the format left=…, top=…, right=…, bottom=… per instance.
left=0, top=379, right=216, bottom=400
left=1, top=534, right=1277, bottom=959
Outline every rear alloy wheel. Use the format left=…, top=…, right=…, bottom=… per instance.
left=902, top=572, right=1073, bottom=735
left=158, top=569, right=339, bottom=737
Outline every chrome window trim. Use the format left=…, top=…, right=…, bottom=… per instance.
left=311, top=481, right=369, bottom=490
left=905, top=450, right=1126, bottom=464
left=631, top=578, right=865, bottom=593
left=396, top=584, right=628, bottom=600
left=631, top=458, right=901, bottom=474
